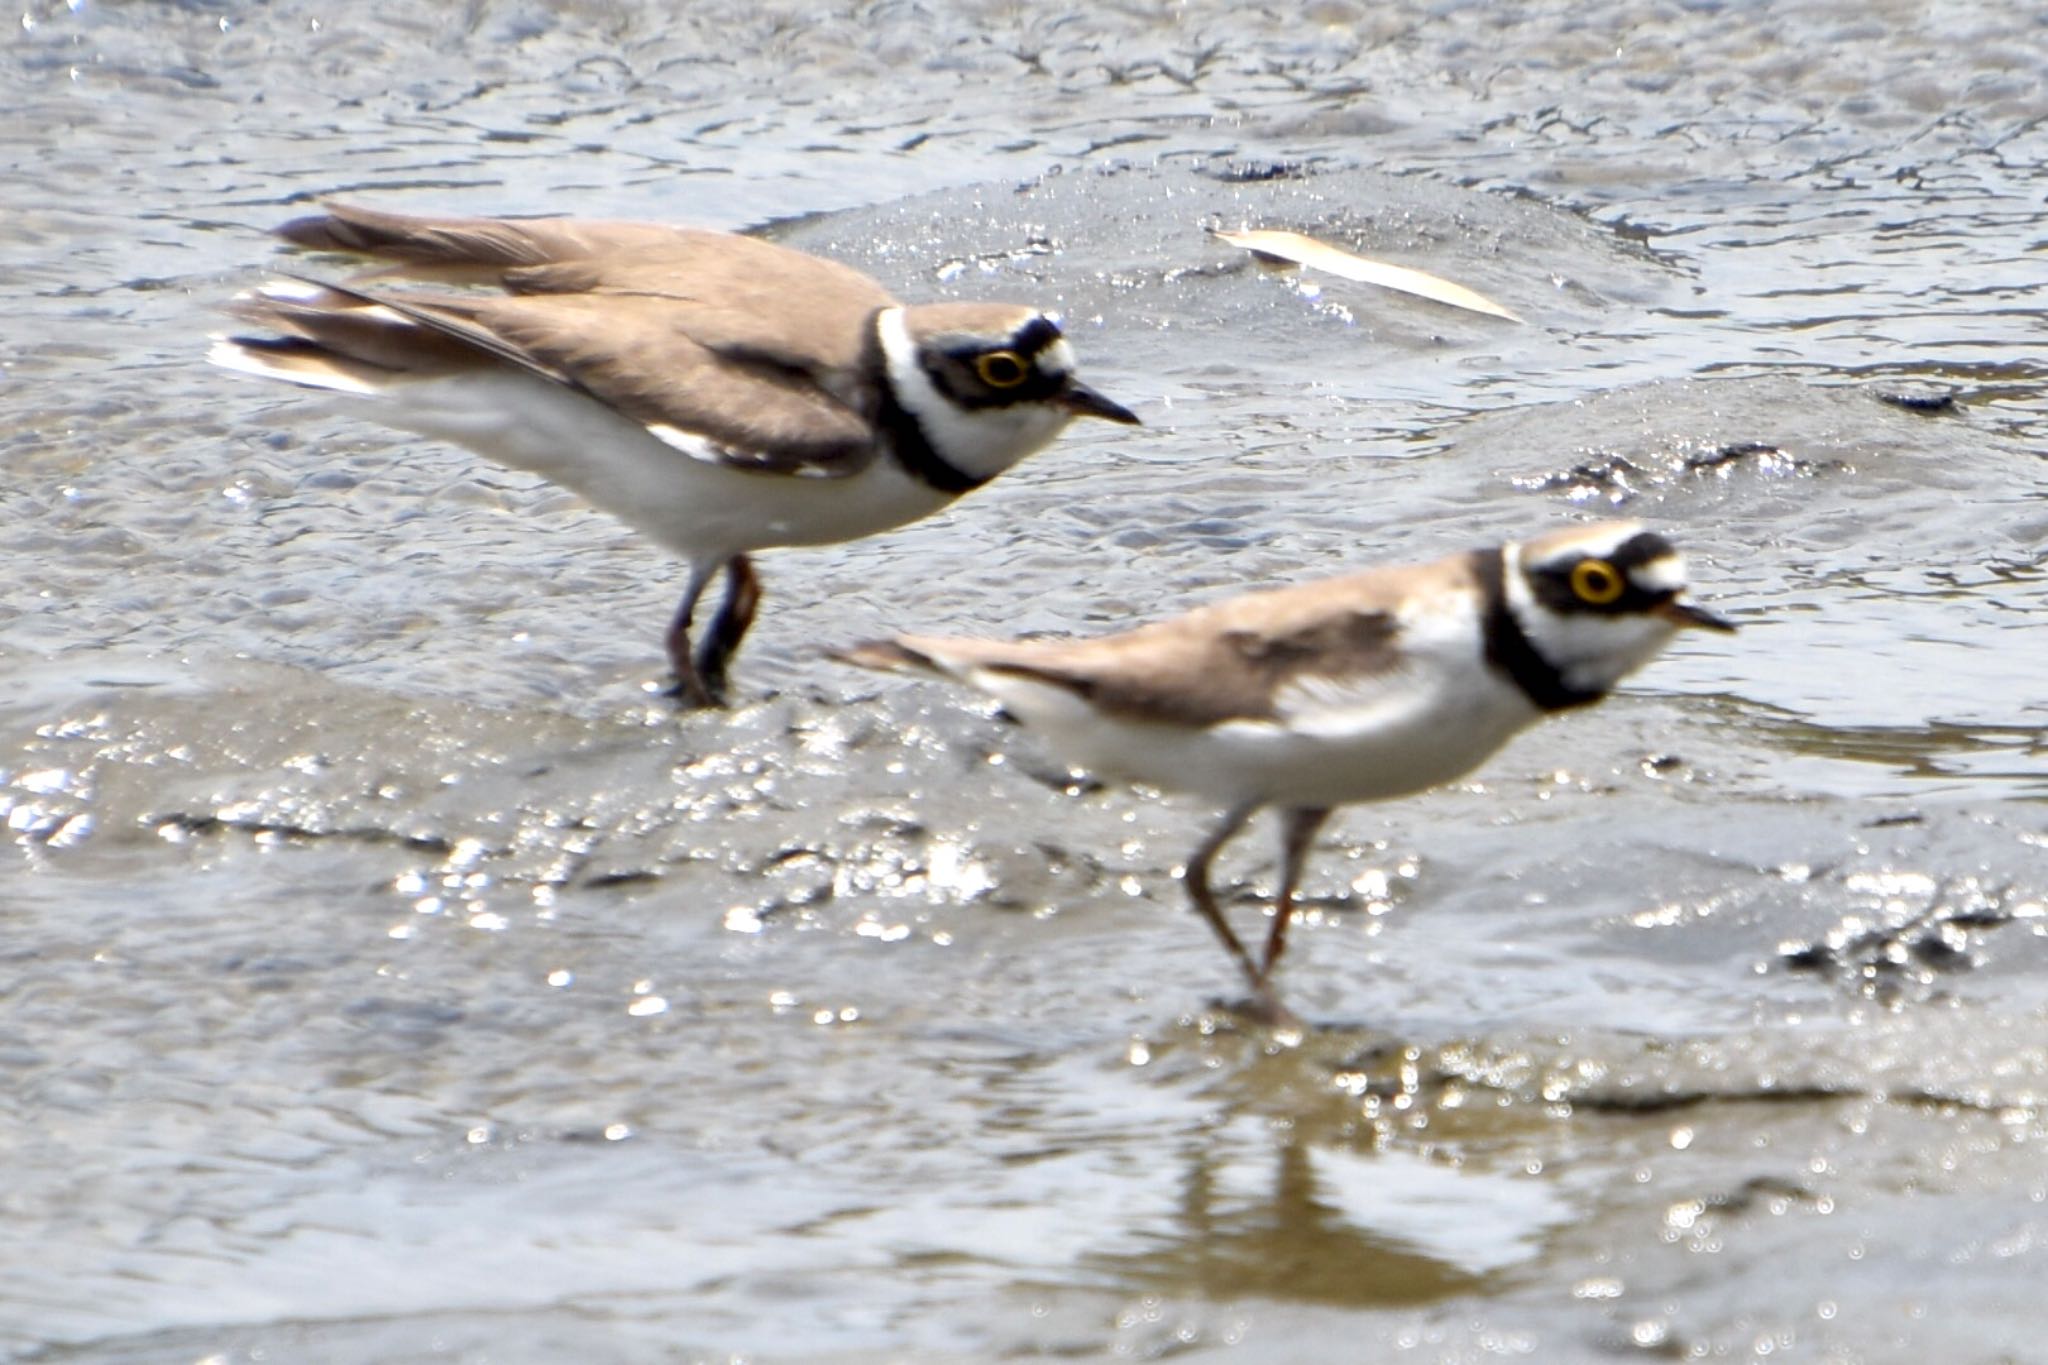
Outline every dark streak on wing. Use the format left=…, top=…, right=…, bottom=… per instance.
left=228, top=274, right=580, bottom=384
left=225, top=278, right=490, bottom=378
left=469, top=294, right=881, bottom=474
left=268, top=203, right=900, bottom=476
left=938, top=586, right=1415, bottom=729
left=239, top=276, right=881, bottom=476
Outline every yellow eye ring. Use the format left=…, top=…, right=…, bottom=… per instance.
left=975, top=350, right=1029, bottom=388
left=1570, top=559, right=1626, bottom=605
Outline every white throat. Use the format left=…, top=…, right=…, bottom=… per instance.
left=875, top=307, right=1073, bottom=485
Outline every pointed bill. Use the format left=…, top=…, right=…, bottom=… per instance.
left=1656, top=598, right=1738, bottom=633
left=1214, top=228, right=1525, bottom=324
left=1058, top=377, right=1141, bottom=426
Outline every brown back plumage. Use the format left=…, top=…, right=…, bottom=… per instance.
left=860, top=557, right=1476, bottom=728
left=246, top=202, right=913, bottom=471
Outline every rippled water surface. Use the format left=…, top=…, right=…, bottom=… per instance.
left=4, top=1, right=2047, bottom=1360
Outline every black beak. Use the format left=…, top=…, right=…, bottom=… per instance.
left=1058, top=378, right=1141, bottom=426
left=1658, top=598, right=1738, bottom=633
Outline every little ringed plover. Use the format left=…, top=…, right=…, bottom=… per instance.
left=209, top=201, right=1139, bottom=706
left=836, top=521, right=1736, bottom=1017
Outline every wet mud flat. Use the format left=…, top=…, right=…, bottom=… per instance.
left=6, top=1, right=2048, bottom=1361
left=5, top=652, right=2046, bottom=1363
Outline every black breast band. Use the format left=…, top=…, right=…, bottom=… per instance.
left=1473, top=547, right=1604, bottom=712
left=869, top=311, right=989, bottom=497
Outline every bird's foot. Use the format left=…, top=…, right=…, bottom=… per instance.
left=1207, top=988, right=1306, bottom=1040
left=660, top=672, right=723, bottom=709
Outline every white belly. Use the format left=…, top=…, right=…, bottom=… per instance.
left=327, top=371, right=954, bottom=562
left=1002, top=672, right=1539, bottom=809
left=968, top=597, right=1547, bottom=810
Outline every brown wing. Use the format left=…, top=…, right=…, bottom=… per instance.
left=893, top=562, right=1455, bottom=728
left=284, top=201, right=893, bottom=301
left=282, top=202, right=898, bottom=367
left=267, top=203, right=900, bottom=472
left=278, top=202, right=690, bottom=277
left=409, top=291, right=881, bottom=471
left=229, top=277, right=878, bottom=472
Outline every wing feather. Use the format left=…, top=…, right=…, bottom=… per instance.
left=256, top=203, right=900, bottom=475
left=889, top=575, right=1438, bottom=728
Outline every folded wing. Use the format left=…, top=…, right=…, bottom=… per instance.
left=226, top=202, right=902, bottom=475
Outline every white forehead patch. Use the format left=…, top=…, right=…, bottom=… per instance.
left=1526, top=520, right=1642, bottom=567
left=1039, top=337, right=1076, bottom=378
left=1630, top=553, right=1687, bottom=595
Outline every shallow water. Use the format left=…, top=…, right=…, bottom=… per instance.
left=4, top=1, right=2047, bottom=1361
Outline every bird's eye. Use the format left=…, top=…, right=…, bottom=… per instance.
left=975, top=350, right=1029, bottom=388
left=1570, top=559, right=1626, bottom=605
